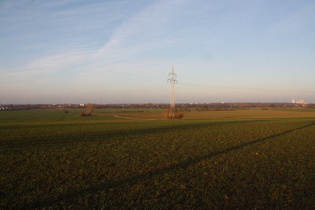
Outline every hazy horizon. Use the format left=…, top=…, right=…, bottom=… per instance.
left=1, top=0, right=315, bottom=104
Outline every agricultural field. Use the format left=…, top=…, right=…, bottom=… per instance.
left=1, top=108, right=314, bottom=209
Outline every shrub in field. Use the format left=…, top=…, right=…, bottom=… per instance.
left=164, top=109, right=184, bottom=119
left=80, top=112, right=92, bottom=116
left=176, top=112, right=184, bottom=119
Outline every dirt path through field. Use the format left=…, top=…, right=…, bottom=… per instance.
left=113, top=115, right=158, bottom=120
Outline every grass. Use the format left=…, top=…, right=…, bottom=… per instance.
left=0, top=109, right=314, bottom=209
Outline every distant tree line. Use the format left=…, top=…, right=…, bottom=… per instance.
left=2, top=102, right=315, bottom=111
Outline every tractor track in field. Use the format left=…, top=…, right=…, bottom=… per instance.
left=113, top=115, right=158, bottom=120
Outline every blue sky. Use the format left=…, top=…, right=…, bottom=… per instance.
left=1, top=0, right=315, bottom=104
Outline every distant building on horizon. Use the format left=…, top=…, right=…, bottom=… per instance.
left=0, top=106, right=8, bottom=111
left=292, top=99, right=307, bottom=105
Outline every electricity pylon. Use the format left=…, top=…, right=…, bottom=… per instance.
left=168, top=65, right=177, bottom=118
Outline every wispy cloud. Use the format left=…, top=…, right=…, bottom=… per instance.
left=3, top=49, right=91, bottom=82
left=1, top=0, right=137, bottom=80
left=2, top=0, right=197, bottom=80
left=95, top=0, right=194, bottom=60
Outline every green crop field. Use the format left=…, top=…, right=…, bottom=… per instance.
left=1, top=108, right=314, bottom=209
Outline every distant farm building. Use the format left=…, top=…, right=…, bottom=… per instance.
left=292, top=99, right=307, bottom=105
left=0, top=106, right=8, bottom=111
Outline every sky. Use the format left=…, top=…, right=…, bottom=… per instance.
left=1, top=0, right=315, bottom=104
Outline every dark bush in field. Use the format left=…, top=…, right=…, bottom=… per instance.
left=80, top=112, right=92, bottom=116
left=164, top=109, right=184, bottom=119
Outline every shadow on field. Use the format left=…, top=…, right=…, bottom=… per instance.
left=27, top=122, right=314, bottom=208
left=2, top=119, right=266, bottom=149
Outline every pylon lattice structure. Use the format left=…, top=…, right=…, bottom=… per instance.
left=168, top=65, right=177, bottom=118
